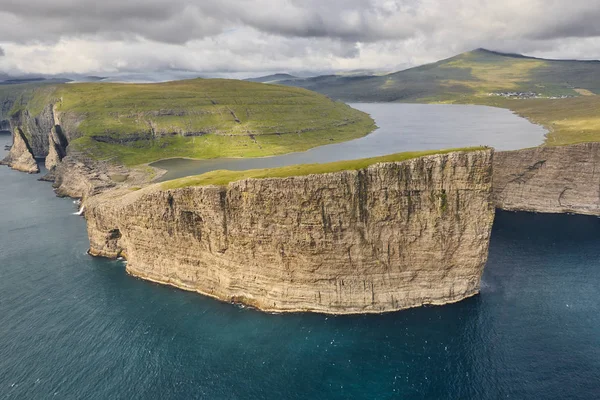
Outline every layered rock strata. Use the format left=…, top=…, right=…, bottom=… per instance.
left=493, top=143, right=600, bottom=215
left=0, top=127, right=39, bottom=173
left=85, top=150, right=495, bottom=314
left=9, top=104, right=56, bottom=158
left=45, top=126, right=68, bottom=171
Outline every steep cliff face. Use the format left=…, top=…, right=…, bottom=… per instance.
left=85, top=150, right=495, bottom=314
left=45, top=126, right=68, bottom=171
left=49, top=151, right=161, bottom=199
left=51, top=156, right=113, bottom=198
left=9, top=104, right=56, bottom=158
left=493, top=143, right=600, bottom=215
left=0, top=127, right=39, bottom=173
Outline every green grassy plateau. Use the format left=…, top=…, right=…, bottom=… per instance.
left=282, top=49, right=600, bottom=146
left=10, top=79, right=375, bottom=166
left=162, top=147, right=484, bottom=189
left=0, top=81, right=65, bottom=123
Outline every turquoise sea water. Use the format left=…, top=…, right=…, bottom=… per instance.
left=1, top=131, right=600, bottom=399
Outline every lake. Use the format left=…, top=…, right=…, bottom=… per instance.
left=1, top=106, right=599, bottom=399
left=152, top=103, right=547, bottom=181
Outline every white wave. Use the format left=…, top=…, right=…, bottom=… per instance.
left=73, top=205, right=85, bottom=216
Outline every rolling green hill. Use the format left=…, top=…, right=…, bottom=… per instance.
left=0, top=80, right=70, bottom=126
left=281, top=49, right=600, bottom=145
left=284, top=49, right=600, bottom=102
left=13, top=79, right=375, bottom=166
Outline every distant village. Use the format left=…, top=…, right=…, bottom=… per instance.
left=489, top=91, right=573, bottom=99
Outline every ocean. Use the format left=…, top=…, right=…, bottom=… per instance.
left=1, top=115, right=599, bottom=399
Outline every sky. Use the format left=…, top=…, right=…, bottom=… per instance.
left=0, top=0, right=599, bottom=79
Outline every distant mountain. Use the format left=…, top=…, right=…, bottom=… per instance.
left=245, top=73, right=299, bottom=84
left=0, top=77, right=71, bottom=85
left=277, top=48, right=600, bottom=102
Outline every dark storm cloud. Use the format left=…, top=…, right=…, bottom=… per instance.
left=1, top=0, right=599, bottom=45
left=0, top=0, right=430, bottom=44
left=0, top=0, right=599, bottom=75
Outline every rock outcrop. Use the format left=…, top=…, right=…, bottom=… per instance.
left=52, top=156, right=114, bottom=198
left=0, top=127, right=39, bottom=173
left=9, top=104, right=56, bottom=158
left=45, top=126, right=68, bottom=171
left=85, top=149, right=495, bottom=314
left=493, top=143, right=600, bottom=215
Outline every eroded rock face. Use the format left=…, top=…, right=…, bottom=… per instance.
left=0, top=127, right=39, bottom=173
left=45, top=126, right=68, bottom=171
left=52, top=155, right=116, bottom=198
left=9, top=104, right=56, bottom=158
left=85, top=150, right=495, bottom=314
left=493, top=143, right=600, bottom=215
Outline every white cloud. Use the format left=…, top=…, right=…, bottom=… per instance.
left=0, top=0, right=598, bottom=77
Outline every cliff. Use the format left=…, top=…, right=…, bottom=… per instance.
left=0, top=127, right=39, bottom=173
left=493, top=143, right=600, bottom=215
left=84, top=149, right=495, bottom=314
left=5, top=79, right=375, bottom=167
left=9, top=104, right=57, bottom=158
left=45, top=126, right=68, bottom=171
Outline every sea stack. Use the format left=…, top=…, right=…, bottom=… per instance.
left=0, top=127, right=39, bottom=174
left=45, top=126, right=67, bottom=171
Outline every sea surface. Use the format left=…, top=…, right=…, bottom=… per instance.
left=152, top=103, right=547, bottom=181
left=1, top=105, right=599, bottom=399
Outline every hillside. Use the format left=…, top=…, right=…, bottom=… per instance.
left=0, top=80, right=71, bottom=129
left=13, top=79, right=375, bottom=165
left=282, top=49, right=600, bottom=102
left=279, top=49, right=600, bottom=145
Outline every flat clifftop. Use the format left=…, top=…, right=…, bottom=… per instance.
left=11, top=78, right=375, bottom=165
left=85, top=149, right=495, bottom=314
left=161, top=146, right=486, bottom=189
left=493, top=143, right=600, bottom=215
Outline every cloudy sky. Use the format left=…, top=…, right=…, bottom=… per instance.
left=0, top=0, right=599, bottom=78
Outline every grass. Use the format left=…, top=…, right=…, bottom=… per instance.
left=282, top=49, right=600, bottom=146
left=481, top=96, right=600, bottom=146
left=18, top=79, right=375, bottom=166
left=439, top=52, right=546, bottom=93
left=0, top=81, right=62, bottom=121
left=161, top=147, right=484, bottom=189
left=69, top=114, right=375, bottom=166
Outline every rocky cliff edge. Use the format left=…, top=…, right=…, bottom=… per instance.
left=494, top=143, right=600, bottom=215
left=84, top=149, right=495, bottom=314
left=0, top=127, right=39, bottom=173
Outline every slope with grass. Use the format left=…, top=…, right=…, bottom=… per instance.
left=162, top=146, right=484, bottom=189
left=11, top=78, right=375, bottom=165
left=0, top=80, right=69, bottom=132
left=280, top=49, right=600, bottom=145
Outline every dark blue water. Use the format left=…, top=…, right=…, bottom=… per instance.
left=152, top=103, right=547, bottom=181
left=2, top=136, right=600, bottom=399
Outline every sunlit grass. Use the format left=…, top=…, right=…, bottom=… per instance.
left=21, top=78, right=375, bottom=165
left=161, top=147, right=484, bottom=189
